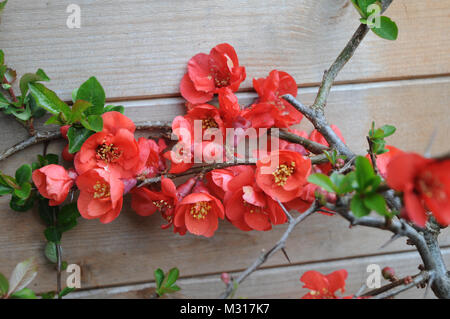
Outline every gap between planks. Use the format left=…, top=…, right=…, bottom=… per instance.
left=67, top=246, right=450, bottom=299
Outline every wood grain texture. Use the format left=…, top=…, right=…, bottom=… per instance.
left=69, top=249, right=450, bottom=299
left=0, top=77, right=449, bottom=295
left=0, top=0, right=449, bottom=100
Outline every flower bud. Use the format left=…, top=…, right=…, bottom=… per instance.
left=382, top=267, right=396, bottom=280
left=221, top=272, right=231, bottom=285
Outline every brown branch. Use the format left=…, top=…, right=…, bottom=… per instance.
left=219, top=201, right=319, bottom=299
left=361, top=271, right=430, bottom=299
left=273, top=128, right=329, bottom=154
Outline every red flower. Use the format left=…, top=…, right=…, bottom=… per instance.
left=32, top=165, right=75, bottom=206
left=254, top=70, right=302, bottom=124
left=76, top=168, right=124, bottom=224
left=224, top=166, right=287, bottom=231
left=300, top=270, right=349, bottom=299
left=137, top=138, right=167, bottom=177
left=386, top=153, right=450, bottom=227
left=256, top=150, right=311, bottom=202
left=173, top=189, right=224, bottom=237
left=180, top=43, right=246, bottom=104
left=74, top=112, right=142, bottom=178
left=218, top=87, right=242, bottom=128
left=366, top=145, right=404, bottom=179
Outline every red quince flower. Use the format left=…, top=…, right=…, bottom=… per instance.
left=173, top=188, right=224, bottom=237
left=76, top=168, right=124, bottom=224
left=165, top=116, right=194, bottom=174
left=224, top=166, right=287, bottom=231
left=74, top=112, right=142, bottom=178
left=218, top=87, right=242, bottom=128
left=300, top=269, right=349, bottom=299
left=180, top=43, right=246, bottom=104
left=256, top=150, right=311, bottom=202
left=366, top=145, right=404, bottom=179
left=386, top=153, right=450, bottom=227
left=205, top=165, right=249, bottom=200
left=137, top=138, right=167, bottom=177
left=32, top=164, right=75, bottom=206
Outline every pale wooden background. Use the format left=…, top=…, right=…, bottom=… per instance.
left=0, top=0, right=449, bottom=299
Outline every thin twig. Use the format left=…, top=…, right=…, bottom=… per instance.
left=273, top=129, right=329, bottom=154
left=370, top=272, right=430, bottom=299
left=219, top=201, right=319, bottom=299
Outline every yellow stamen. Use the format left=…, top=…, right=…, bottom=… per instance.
left=93, top=181, right=110, bottom=199
left=272, top=162, right=296, bottom=186
left=190, top=201, right=211, bottom=220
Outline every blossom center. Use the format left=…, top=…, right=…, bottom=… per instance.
left=190, top=201, right=211, bottom=220
left=93, top=181, right=110, bottom=199
left=153, top=199, right=172, bottom=210
left=96, top=142, right=122, bottom=163
left=202, top=117, right=219, bottom=130
left=272, top=161, right=296, bottom=186
left=243, top=201, right=268, bottom=215
left=417, top=171, right=447, bottom=201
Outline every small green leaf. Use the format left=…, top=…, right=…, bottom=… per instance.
left=165, top=268, right=179, bottom=287
left=58, top=203, right=80, bottom=225
left=0, top=0, right=8, bottom=13
left=28, top=83, right=71, bottom=120
left=154, top=268, right=165, bottom=289
left=104, top=105, right=124, bottom=114
left=71, top=100, right=92, bottom=122
left=59, top=287, right=75, bottom=298
left=44, top=226, right=62, bottom=243
left=40, top=291, right=56, bottom=299
left=15, top=164, right=32, bottom=185
left=337, top=171, right=357, bottom=194
left=351, top=194, right=370, bottom=218
left=44, top=241, right=58, bottom=263
left=380, top=125, right=396, bottom=138
left=0, top=273, right=8, bottom=296
left=14, top=182, right=31, bottom=199
left=38, top=198, right=56, bottom=226
left=76, top=77, right=106, bottom=115
left=364, top=193, right=389, bottom=216
left=0, top=184, right=13, bottom=195
left=307, top=173, right=336, bottom=193
left=19, top=68, right=50, bottom=98
left=10, top=193, right=35, bottom=212
left=67, top=126, right=94, bottom=154
left=83, top=115, right=103, bottom=132
left=354, top=156, right=375, bottom=191
left=0, top=49, right=4, bottom=65
left=357, top=0, right=379, bottom=17
left=10, top=288, right=37, bottom=299
left=371, top=16, right=398, bottom=40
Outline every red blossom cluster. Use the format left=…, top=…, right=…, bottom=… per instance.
left=31, top=43, right=450, bottom=239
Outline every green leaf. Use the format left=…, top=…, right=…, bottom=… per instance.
left=19, top=68, right=50, bottom=98
left=38, top=198, right=56, bottom=226
left=57, top=218, right=77, bottom=233
left=0, top=184, right=13, bottom=195
left=44, top=226, right=62, bottom=243
left=0, top=49, right=4, bottom=65
left=104, top=105, right=124, bottom=114
left=0, top=0, right=8, bottom=13
left=59, top=287, right=75, bottom=298
left=45, top=153, right=59, bottom=165
left=14, top=182, right=31, bottom=199
left=351, top=194, right=370, bottom=218
left=15, top=164, right=32, bottom=185
left=44, top=241, right=58, bottom=263
left=357, top=0, right=380, bottom=17
left=380, top=125, right=396, bottom=138
left=10, top=106, right=32, bottom=121
left=154, top=268, right=165, bottom=289
left=0, top=92, right=10, bottom=109
left=0, top=273, right=8, bottom=296
left=40, top=291, right=56, bottom=299
left=165, top=268, right=179, bottom=287
left=10, top=288, right=37, bottom=299
left=337, top=171, right=357, bottom=194
left=10, top=194, right=35, bottom=212
left=67, top=126, right=94, bottom=154
left=45, top=115, right=64, bottom=126
left=307, top=173, right=336, bottom=193
left=71, top=100, right=92, bottom=122
left=28, top=83, right=71, bottom=120
left=58, top=203, right=80, bottom=225
left=82, top=115, right=103, bottom=132
left=371, top=16, right=398, bottom=40
left=27, top=94, right=47, bottom=118
left=76, top=77, right=105, bottom=115
left=354, top=156, right=375, bottom=191
left=364, top=193, right=389, bottom=216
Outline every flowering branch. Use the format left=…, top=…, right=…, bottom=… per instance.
left=219, top=201, right=319, bottom=299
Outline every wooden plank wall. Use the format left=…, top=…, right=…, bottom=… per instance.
left=0, top=0, right=449, bottom=299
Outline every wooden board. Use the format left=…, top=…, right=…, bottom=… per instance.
left=0, top=77, right=449, bottom=295
left=68, top=248, right=450, bottom=299
left=0, top=0, right=449, bottom=100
